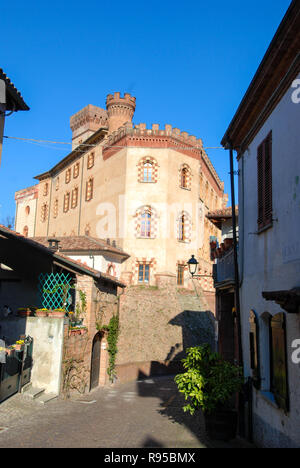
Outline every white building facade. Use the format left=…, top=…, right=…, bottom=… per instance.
left=222, top=1, right=300, bottom=448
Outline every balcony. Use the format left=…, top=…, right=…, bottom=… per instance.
left=212, top=242, right=237, bottom=286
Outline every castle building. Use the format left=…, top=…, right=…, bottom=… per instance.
left=15, top=92, right=226, bottom=298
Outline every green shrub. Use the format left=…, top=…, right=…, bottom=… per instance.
left=174, top=344, right=243, bottom=415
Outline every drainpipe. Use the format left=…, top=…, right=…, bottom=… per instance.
left=228, top=138, right=245, bottom=437
left=228, top=138, right=243, bottom=367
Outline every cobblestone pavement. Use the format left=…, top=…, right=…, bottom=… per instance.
left=0, top=375, right=255, bottom=449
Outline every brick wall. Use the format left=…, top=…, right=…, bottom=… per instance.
left=61, top=274, right=119, bottom=396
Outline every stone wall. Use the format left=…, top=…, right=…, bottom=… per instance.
left=116, top=282, right=216, bottom=383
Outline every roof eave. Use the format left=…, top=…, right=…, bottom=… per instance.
left=34, top=127, right=108, bottom=180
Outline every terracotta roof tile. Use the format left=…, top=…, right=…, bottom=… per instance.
left=32, top=235, right=129, bottom=258
left=206, top=206, right=238, bottom=219
left=0, top=68, right=29, bottom=111
left=0, top=225, right=125, bottom=287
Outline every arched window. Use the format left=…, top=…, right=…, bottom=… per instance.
left=249, top=310, right=260, bottom=389
left=138, top=157, right=158, bottom=183
left=140, top=210, right=151, bottom=238
left=25, top=205, right=30, bottom=216
left=23, top=225, right=29, bottom=237
left=179, top=164, right=191, bottom=189
left=143, top=161, right=153, bottom=182
left=181, top=168, right=188, bottom=188
left=107, top=264, right=115, bottom=277
left=179, top=214, right=186, bottom=241
left=177, top=211, right=191, bottom=243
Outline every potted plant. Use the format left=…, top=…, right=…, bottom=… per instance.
left=48, top=308, right=66, bottom=318
left=14, top=340, right=25, bottom=351
left=35, top=308, right=48, bottom=317
left=17, top=307, right=32, bottom=317
left=174, top=344, right=243, bottom=441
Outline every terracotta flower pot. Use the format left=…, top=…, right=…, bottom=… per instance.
left=48, top=309, right=65, bottom=318
left=18, top=309, right=32, bottom=317
left=35, top=309, right=48, bottom=317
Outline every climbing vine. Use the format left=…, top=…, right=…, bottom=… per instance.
left=100, top=315, right=119, bottom=383
left=75, top=290, right=87, bottom=320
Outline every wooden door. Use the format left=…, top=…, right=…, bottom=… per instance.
left=90, top=334, right=101, bottom=390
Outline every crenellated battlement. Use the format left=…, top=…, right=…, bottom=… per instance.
left=105, top=122, right=203, bottom=148
left=106, top=92, right=136, bottom=108
left=106, top=92, right=136, bottom=133
left=103, top=123, right=222, bottom=189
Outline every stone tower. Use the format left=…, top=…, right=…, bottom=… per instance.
left=70, top=104, right=108, bottom=150
left=106, top=92, right=136, bottom=133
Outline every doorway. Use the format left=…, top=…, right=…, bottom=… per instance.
left=90, top=333, right=101, bottom=390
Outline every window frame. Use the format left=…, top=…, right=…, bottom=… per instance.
left=140, top=210, right=152, bottom=238
left=138, top=263, right=150, bottom=284
left=71, top=187, right=78, bottom=209
left=85, top=177, right=94, bottom=202
left=257, top=131, right=273, bottom=232
left=249, top=310, right=261, bottom=389
left=65, top=168, right=71, bottom=184
left=143, top=161, right=153, bottom=182
left=269, top=313, right=289, bottom=412
left=178, top=214, right=186, bottom=242
left=73, top=162, right=80, bottom=179
left=177, top=264, right=185, bottom=286
left=87, top=152, right=95, bottom=170
left=63, top=192, right=70, bottom=213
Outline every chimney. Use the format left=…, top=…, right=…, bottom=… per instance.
left=48, top=238, right=60, bottom=252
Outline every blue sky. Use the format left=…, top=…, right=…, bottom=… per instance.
left=0, top=0, right=291, bottom=223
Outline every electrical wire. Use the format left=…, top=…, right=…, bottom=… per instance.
left=3, top=134, right=224, bottom=151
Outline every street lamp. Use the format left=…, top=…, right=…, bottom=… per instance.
left=187, top=254, right=199, bottom=277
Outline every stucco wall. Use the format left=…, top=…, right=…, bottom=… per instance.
left=25, top=317, right=65, bottom=394
left=238, top=73, right=300, bottom=448
left=0, top=316, right=65, bottom=395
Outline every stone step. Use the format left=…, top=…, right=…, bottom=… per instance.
left=37, top=393, right=58, bottom=405
left=21, top=382, right=32, bottom=393
left=22, top=386, right=45, bottom=399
